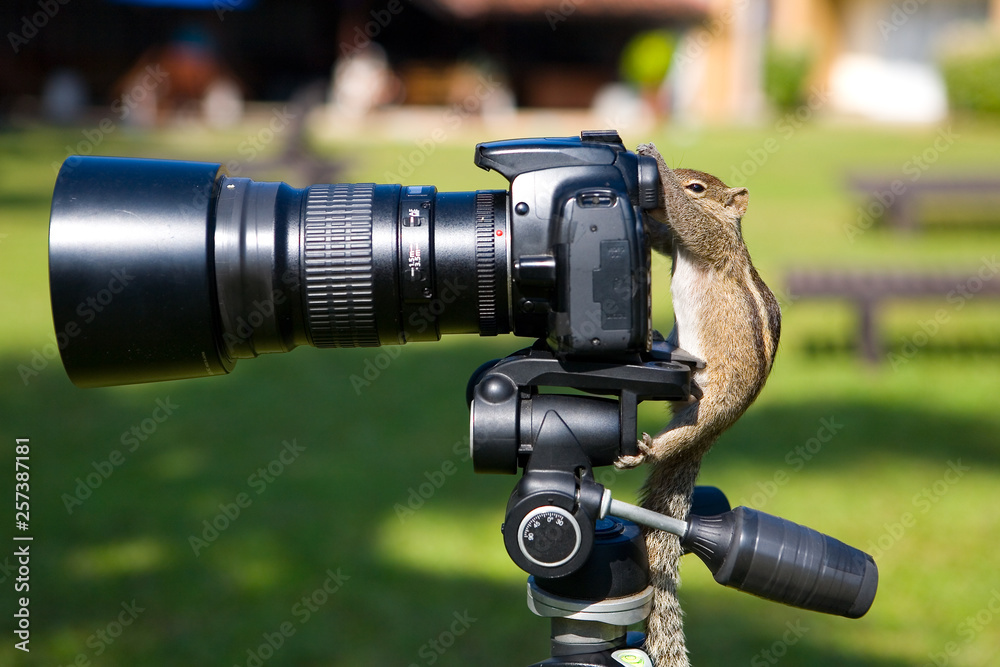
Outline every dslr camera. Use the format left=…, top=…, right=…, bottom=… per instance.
left=49, top=130, right=661, bottom=388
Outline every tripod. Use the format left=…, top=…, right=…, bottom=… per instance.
left=467, top=339, right=878, bottom=666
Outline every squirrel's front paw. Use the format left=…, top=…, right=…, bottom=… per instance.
left=614, top=432, right=654, bottom=469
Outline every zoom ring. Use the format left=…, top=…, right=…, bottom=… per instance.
left=475, top=191, right=499, bottom=336
left=303, top=184, right=379, bottom=347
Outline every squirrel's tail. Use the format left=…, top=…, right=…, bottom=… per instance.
left=639, top=454, right=703, bottom=667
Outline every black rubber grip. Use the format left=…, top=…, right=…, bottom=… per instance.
left=474, top=191, right=499, bottom=336
left=303, top=183, right=379, bottom=347
left=682, top=507, right=878, bottom=618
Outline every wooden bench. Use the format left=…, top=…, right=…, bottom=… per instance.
left=848, top=176, right=1000, bottom=233
left=785, top=268, right=1000, bottom=362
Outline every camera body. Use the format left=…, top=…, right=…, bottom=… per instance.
left=48, top=131, right=661, bottom=387
left=476, top=129, right=660, bottom=356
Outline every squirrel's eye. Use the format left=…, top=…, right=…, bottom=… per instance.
left=686, top=182, right=706, bottom=194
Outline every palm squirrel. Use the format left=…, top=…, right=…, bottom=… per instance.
left=617, top=144, right=781, bottom=667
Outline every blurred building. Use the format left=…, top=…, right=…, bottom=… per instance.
left=766, top=0, right=999, bottom=123
left=0, top=0, right=708, bottom=120
left=377, top=0, right=1000, bottom=124
left=372, top=0, right=707, bottom=110
left=660, top=0, right=1000, bottom=124
left=3, top=0, right=999, bottom=125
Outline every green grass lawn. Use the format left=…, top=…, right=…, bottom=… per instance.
left=1, top=116, right=999, bottom=666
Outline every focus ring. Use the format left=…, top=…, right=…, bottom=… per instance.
left=303, top=184, right=379, bottom=347
left=475, top=191, right=499, bottom=336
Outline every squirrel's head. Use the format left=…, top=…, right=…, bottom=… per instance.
left=672, top=168, right=749, bottom=226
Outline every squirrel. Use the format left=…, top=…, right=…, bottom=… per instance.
left=617, top=143, right=781, bottom=667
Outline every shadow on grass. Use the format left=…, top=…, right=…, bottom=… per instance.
left=0, top=191, right=53, bottom=208
left=0, top=341, right=994, bottom=666
left=682, top=595, right=916, bottom=667
left=714, top=393, right=1000, bottom=474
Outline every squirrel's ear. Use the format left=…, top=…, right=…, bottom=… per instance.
left=725, top=187, right=749, bottom=218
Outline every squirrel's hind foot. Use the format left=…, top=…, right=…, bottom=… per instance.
left=614, top=432, right=654, bottom=469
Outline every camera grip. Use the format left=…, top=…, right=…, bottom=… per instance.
left=682, top=507, right=877, bottom=619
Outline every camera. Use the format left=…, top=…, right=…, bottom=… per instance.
left=49, top=130, right=661, bottom=388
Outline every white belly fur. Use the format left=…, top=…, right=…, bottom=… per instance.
left=669, top=248, right=709, bottom=367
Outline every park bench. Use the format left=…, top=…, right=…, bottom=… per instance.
left=848, top=175, right=1000, bottom=234
left=785, top=268, right=1000, bottom=363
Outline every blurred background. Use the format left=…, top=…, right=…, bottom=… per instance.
left=2, top=0, right=1000, bottom=665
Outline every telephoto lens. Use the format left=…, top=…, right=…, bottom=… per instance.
left=48, top=156, right=510, bottom=387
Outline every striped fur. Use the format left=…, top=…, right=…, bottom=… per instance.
left=617, top=146, right=781, bottom=667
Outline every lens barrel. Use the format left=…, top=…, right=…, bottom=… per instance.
left=49, top=156, right=509, bottom=387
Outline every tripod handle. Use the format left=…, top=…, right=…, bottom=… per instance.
left=684, top=507, right=878, bottom=618
left=601, top=494, right=878, bottom=619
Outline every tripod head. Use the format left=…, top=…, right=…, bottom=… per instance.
left=467, top=338, right=878, bottom=665
left=468, top=337, right=690, bottom=573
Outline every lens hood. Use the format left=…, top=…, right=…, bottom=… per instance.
left=49, top=156, right=232, bottom=387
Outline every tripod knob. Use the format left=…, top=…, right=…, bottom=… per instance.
left=504, top=489, right=597, bottom=578
left=516, top=506, right=582, bottom=570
